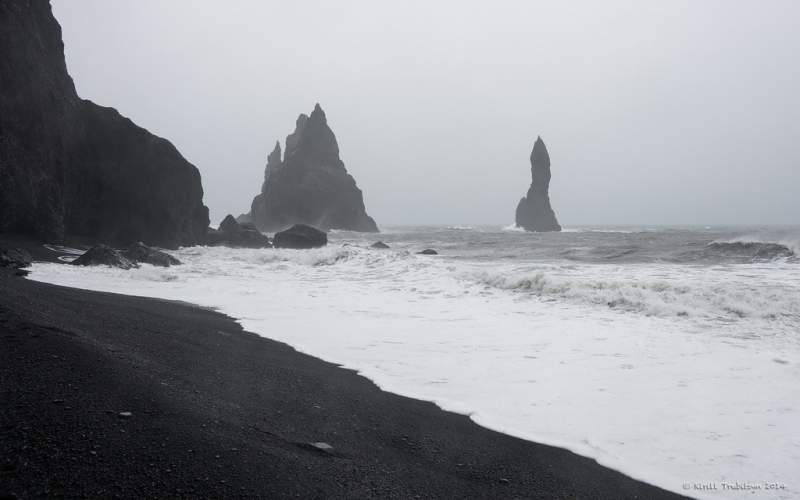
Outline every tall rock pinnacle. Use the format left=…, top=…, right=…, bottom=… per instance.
left=248, top=104, right=378, bottom=233
left=515, top=136, right=561, bottom=232
left=260, top=141, right=281, bottom=192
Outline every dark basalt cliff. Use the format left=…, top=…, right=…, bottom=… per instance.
left=65, top=102, right=209, bottom=248
left=515, top=136, right=561, bottom=232
left=249, top=104, right=378, bottom=233
left=0, top=0, right=82, bottom=243
left=0, top=0, right=209, bottom=248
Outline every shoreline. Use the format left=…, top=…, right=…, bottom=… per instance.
left=1, top=236, right=690, bottom=499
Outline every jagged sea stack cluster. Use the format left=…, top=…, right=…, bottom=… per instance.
left=515, top=137, right=561, bottom=232
left=247, top=104, right=378, bottom=233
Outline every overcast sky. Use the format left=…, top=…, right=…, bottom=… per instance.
left=52, top=1, right=800, bottom=228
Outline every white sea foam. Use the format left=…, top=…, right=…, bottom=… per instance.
left=28, top=230, right=800, bottom=500
left=186, top=244, right=800, bottom=320
left=561, top=227, right=639, bottom=233
left=502, top=223, right=524, bottom=232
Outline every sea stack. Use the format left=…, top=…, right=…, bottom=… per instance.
left=248, top=104, right=379, bottom=233
left=515, top=136, right=561, bottom=232
left=0, top=0, right=209, bottom=248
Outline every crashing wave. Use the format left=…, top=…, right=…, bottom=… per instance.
left=705, top=240, right=795, bottom=261
left=459, top=267, right=800, bottom=319
left=501, top=223, right=525, bottom=232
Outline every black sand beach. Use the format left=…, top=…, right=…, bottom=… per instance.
left=1, top=238, right=690, bottom=499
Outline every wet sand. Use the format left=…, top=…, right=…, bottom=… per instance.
left=0, top=235, right=689, bottom=499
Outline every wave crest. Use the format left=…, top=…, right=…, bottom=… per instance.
left=462, top=268, right=800, bottom=319
left=706, top=241, right=795, bottom=260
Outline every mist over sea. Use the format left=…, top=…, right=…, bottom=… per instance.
left=30, top=226, right=799, bottom=499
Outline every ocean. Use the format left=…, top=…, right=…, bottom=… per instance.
left=29, top=226, right=799, bottom=500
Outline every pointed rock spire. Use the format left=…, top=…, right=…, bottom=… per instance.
left=261, top=141, right=282, bottom=193
left=284, top=114, right=308, bottom=159
left=291, top=103, right=340, bottom=166
left=515, top=136, right=561, bottom=232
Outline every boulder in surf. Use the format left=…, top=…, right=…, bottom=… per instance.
left=70, top=244, right=137, bottom=269
left=121, top=242, right=181, bottom=267
left=210, top=215, right=272, bottom=249
left=273, top=224, right=328, bottom=249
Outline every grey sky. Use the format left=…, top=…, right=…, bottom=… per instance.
left=51, top=0, right=800, bottom=227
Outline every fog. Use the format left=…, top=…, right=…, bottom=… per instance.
left=52, top=1, right=800, bottom=227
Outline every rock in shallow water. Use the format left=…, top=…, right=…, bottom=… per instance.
left=209, top=215, right=271, bottom=249
left=70, top=244, right=137, bottom=269
left=121, top=242, right=181, bottom=267
left=273, top=225, right=327, bottom=249
left=417, top=249, right=438, bottom=255
left=370, top=241, right=390, bottom=249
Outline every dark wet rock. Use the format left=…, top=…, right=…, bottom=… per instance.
left=121, top=242, right=153, bottom=263
left=209, top=215, right=271, bottom=249
left=248, top=104, right=378, bottom=233
left=515, top=136, right=561, bottom=232
left=70, top=244, right=137, bottom=270
left=141, top=252, right=179, bottom=268
left=273, top=225, right=327, bottom=249
left=235, top=212, right=252, bottom=224
left=121, top=242, right=181, bottom=267
left=0, top=1, right=209, bottom=247
left=206, top=228, right=228, bottom=246
left=219, top=215, right=242, bottom=235
left=240, top=230, right=271, bottom=249
left=417, top=249, right=438, bottom=255
left=228, top=232, right=245, bottom=247
left=371, top=241, right=390, bottom=249
left=0, top=247, right=32, bottom=268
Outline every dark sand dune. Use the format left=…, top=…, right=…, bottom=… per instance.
left=1, top=240, right=688, bottom=499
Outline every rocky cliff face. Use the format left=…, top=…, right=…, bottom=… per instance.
left=65, top=102, right=209, bottom=248
left=515, top=136, right=561, bottom=232
left=0, top=0, right=209, bottom=248
left=249, top=104, right=378, bottom=233
left=0, top=0, right=83, bottom=243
